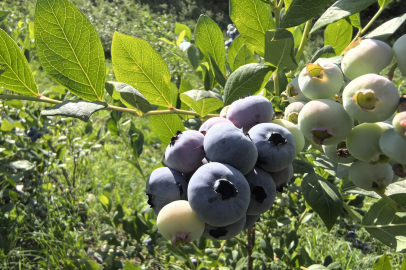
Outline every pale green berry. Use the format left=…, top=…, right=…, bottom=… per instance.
left=393, top=112, right=406, bottom=140
left=284, top=77, right=311, bottom=103
left=380, top=129, right=406, bottom=165
left=343, top=74, right=399, bottom=123
left=284, top=102, right=306, bottom=125
left=298, top=99, right=353, bottom=145
left=157, top=200, right=205, bottom=246
left=220, top=106, right=230, bottom=118
left=322, top=141, right=357, bottom=164
left=271, top=119, right=305, bottom=153
left=346, top=122, right=392, bottom=163
left=298, top=61, right=343, bottom=100
left=393, top=34, right=406, bottom=77
left=341, top=39, right=393, bottom=80
left=349, top=161, right=393, bottom=191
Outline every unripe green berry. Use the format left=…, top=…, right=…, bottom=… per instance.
left=341, top=39, right=393, bottom=80
left=343, top=74, right=399, bottom=123
left=284, top=102, right=306, bottom=125
left=349, top=161, right=393, bottom=191
left=322, top=141, right=357, bottom=164
left=298, top=61, right=343, bottom=100
left=271, top=119, right=305, bottom=153
left=380, top=129, right=406, bottom=165
left=284, top=77, right=311, bottom=103
left=393, top=112, right=406, bottom=140
left=393, top=34, right=406, bottom=77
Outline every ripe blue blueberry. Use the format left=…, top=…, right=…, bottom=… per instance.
left=227, top=95, right=274, bottom=133
left=269, top=164, right=294, bottom=192
left=165, top=130, right=205, bottom=173
left=27, top=127, right=37, bottom=137
left=243, top=215, right=260, bottom=230
left=146, top=167, right=188, bottom=215
left=245, top=167, right=277, bottom=215
left=248, top=123, right=296, bottom=172
left=204, top=122, right=258, bottom=175
left=199, top=117, right=232, bottom=135
left=188, top=162, right=251, bottom=226
left=202, top=215, right=246, bottom=240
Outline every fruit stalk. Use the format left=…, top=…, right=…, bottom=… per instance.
left=0, top=94, right=220, bottom=118
left=246, top=228, right=256, bottom=270
left=295, top=19, right=312, bottom=62
left=374, top=188, right=406, bottom=212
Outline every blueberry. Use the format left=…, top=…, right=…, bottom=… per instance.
left=269, top=164, right=294, bottom=190
left=191, top=259, right=197, bottom=266
left=248, top=123, right=296, bottom=172
left=227, top=95, right=274, bottom=133
left=361, top=243, right=372, bottom=254
left=199, top=117, right=232, bottom=135
left=349, top=161, right=393, bottom=191
left=284, top=102, right=306, bottom=125
left=165, top=130, right=205, bottom=173
left=393, top=112, right=406, bottom=140
left=380, top=129, right=406, bottom=164
left=322, top=141, right=356, bottom=164
left=245, top=167, right=277, bottom=215
left=284, top=77, right=310, bottom=103
left=145, top=239, right=154, bottom=250
left=27, top=127, right=37, bottom=137
left=204, top=122, right=258, bottom=175
left=188, top=162, right=251, bottom=226
left=202, top=215, right=246, bottom=240
left=393, top=34, right=406, bottom=77
left=243, top=214, right=260, bottom=230
left=347, top=231, right=357, bottom=238
left=146, top=167, right=188, bottom=215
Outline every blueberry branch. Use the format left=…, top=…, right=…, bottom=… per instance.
left=0, top=94, right=220, bottom=118
left=343, top=202, right=362, bottom=225
left=351, top=5, right=387, bottom=44
left=374, top=188, right=406, bottom=212
left=295, top=19, right=312, bottom=62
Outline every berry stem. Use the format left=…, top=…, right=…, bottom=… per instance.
left=0, top=94, right=220, bottom=118
left=374, top=188, right=406, bottom=212
left=274, top=70, right=280, bottom=96
left=387, top=62, right=398, bottom=81
left=295, top=19, right=312, bottom=62
left=295, top=208, right=310, bottom=230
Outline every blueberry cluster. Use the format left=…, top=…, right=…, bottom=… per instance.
left=225, top=24, right=239, bottom=48
left=144, top=238, right=154, bottom=250
left=284, top=36, right=406, bottom=191
left=148, top=95, right=298, bottom=246
left=344, top=231, right=373, bottom=254
left=26, top=127, right=43, bottom=142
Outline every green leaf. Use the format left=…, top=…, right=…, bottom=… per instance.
left=233, top=45, right=257, bottom=71
left=159, top=38, right=175, bottom=46
left=302, top=173, right=343, bottom=231
left=128, top=121, right=144, bottom=157
left=107, top=117, right=119, bottom=137
left=364, top=13, right=406, bottom=41
left=177, top=30, right=186, bottom=46
left=112, top=32, right=173, bottom=107
left=175, top=23, right=192, bottom=42
left=308, top=265, right=329, bottom=270
left=187, top=45, right=200, bottom=70
left=150, top=114, right=185, bottom=145
left=324, top=19, right=352, bottom=55
left=373, top=253, right=392, bottom=270
left=362, top=193, right=406, bottom=252
left=105, top=81, right=152, bottom=114
left=0, top=29, right=38, bottom=96
left=228, top=36, right=255, bottom=71
left=0, top=11, right=10, bottom=23
left=223, top=63, right=275, bottom=105
left=1, top=203, right=14, bottom=213
left=5, top=99, right=23, bottom=109
left=230, top=0, right=275, bottom=57
left=401, top=259, right=406, bottom=270
left=265, top=29, right=298, bottom=70
left=1, top=117, right=13, bottom=132
left=6, top=160, right=35, bottom=171
left=208, top=53, right=227, bottom=88
left=260, top=238, right=273, bottom=259
left=35, top=0, right=105, bottom=101
left=9, top=190, right=18, bottom=202
left=124, top=261, right=142, bottom=270
left=310, top=46, right=336, bottom=63
left=311, top=0, right=377, bottom=33
left=180, top=90, right=224, bottom=117
left=378, top=0, right=393, bottom=7
left=345, top=13, right=362, bottom=29
left=99, top=194, right=112, bottom=213
left=195, top=15, right=226, bottom=74
left=281, top=0, right=331, bottom=28
left=41, top=101, right=107, bottom=122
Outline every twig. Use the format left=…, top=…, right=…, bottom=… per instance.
left=343, top=202, right=362, bottom=225
left=387, top=62, right=398, bottom=81
left=246, top=228, right=256, bottom=270
left=295, top=20, right=312, bottom=62
left=375, top=188, right=406, bottom=212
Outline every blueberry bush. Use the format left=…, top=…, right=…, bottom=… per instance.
left=1, top=0, right=406, bottom=269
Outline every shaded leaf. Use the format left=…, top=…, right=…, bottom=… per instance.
left=0, top=11, right=10, bottom=23
left=150, top=114, right=185, bottom=145
left=41, top=101, right=107, bottom=122
left=230, top=0, right=275, bottom=57
left=112, top=32, right=173, bottom=107
left=195, top=15, right=226, bottom=74
left=187, top=44, right=200, bottom=70
left=362, top=193, right=406, bottom=252
left=0, top=29, right=38, bottom=96
left=364, top=13, right=406, bottom=41
left=324, top=19, right=353, bottom=55
left=265, top=29, right=298, bottom=70
left=35, top=0, right=105, bottom=101
left=228, top=36, right=255, bottom=71
left=292, top=159, right=315, bottom=174
left=208, top=53, right=227, bottom=88
left=281, top=0, right=331, bottom=28
left=233, top=45, right=257, bottom=71
left=310, top=46, right=336, bottom=63
left=302, top=173, right=343, bottom=231
left=106, top=81, right=152, bottom=114
left=311, top=0, right=377, bottom=33
left=223, top=63, right=275, bottom=105
left=260, top=238, right=273, bottom=259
